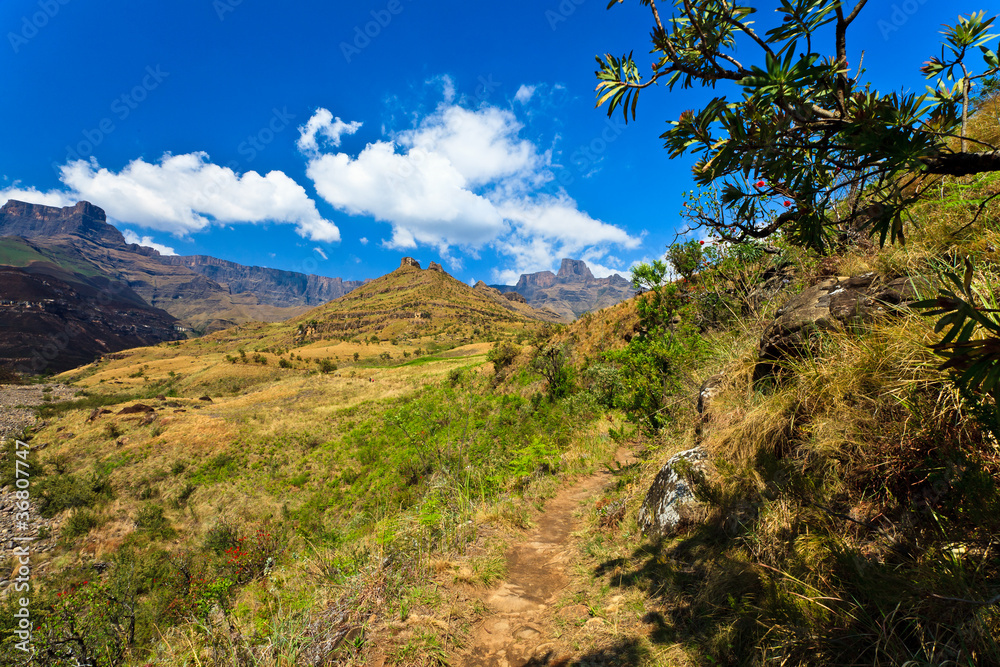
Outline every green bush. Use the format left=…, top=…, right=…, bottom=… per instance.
left=37, top=473, right=113, bottom=518
left=62, top=509, right=103, bottom=539
left=135, top=505, right=175, bottom=540
left=487, top=341, right=520, bottom=376
left=203, top=522, right=239, bottom=555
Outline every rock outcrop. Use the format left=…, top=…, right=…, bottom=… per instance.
left=0, top=200, right=126, bottom=247
left=637, top=447, right=708, bottom=538
left=491, top=258, right=633, bottom=322
left=502, top=292, right=526, bottom=303
left=400, top=257, right=422, bottom=270
left=756, top=273, right=933, bottom=378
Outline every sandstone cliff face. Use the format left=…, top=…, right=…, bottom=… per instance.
left=157, top=255, right=366, bottom=307
left=493, top=259, right=633, bottom=321
left=1, top=200, right=127, bottom=247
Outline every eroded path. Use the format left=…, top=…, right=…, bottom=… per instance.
left=456, top=449, right=632, bottom=667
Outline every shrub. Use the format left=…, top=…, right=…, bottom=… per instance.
left=135, top=505, right=175, bottom=539
left=203, top=522, right=239, bottom=555
left=62, top=509, right=103, bottom=539
left=318, top=358, right=337, bottom=374
left=37, top=473, right=113, bottom=518
left=487, top=341, right=520, bottom=376
left=530, top=344, right=574, bottom=400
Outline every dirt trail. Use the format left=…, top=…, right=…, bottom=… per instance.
left=456, top=449, right=632, bottom=667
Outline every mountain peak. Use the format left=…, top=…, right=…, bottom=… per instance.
left=0, top=199, right=126, bottom=246
left=557, top=258, right=595, bottom=282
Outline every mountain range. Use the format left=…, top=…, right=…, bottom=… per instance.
left=0, top=199, right=634, bottom=373
left=491, top=258, right=633, bottom=321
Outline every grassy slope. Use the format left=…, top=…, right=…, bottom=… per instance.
left=0, top=236, right=110, bottom=279
left=0, top=260, right=606, bottom=665
left=555, top=103, right=1000, bottom=665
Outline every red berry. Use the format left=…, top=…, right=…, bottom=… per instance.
left=755, top=180, right=765, bottom=188
left=699, top=240, right=705, bottom=245
left=783, top=200, right=792, bottom=207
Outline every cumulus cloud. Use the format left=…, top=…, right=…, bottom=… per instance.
left=122, top=229, right=177, bottom=256
left=300, top=97, right=639, bottom=269
left=296, top=108, right=363, bottom=154
left=0, top=186, right=76, bottom=208
left=307, top=141, right=503, bottom=250
left=514, top=85, right=536, bottom=104
left=60, top=153, right=340, bottom=242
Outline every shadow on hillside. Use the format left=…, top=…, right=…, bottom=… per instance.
left=589, top=523, right=763, bottom=662
left=519, top=637, right=651, bottom=666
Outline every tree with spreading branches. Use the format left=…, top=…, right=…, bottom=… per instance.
left=595, top=1, right=1000, bottom=250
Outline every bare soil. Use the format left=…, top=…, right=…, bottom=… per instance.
left=455, top=449, right=632, bottom=667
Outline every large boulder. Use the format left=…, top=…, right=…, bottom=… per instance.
left=638, top=447, right=707, bottom=538
left=502, top=291, right=527, bottom=303
left=756, top=273, right=932, bottom=378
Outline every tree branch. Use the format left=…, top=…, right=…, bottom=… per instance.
left=921, top=150, right=1000, bottom=176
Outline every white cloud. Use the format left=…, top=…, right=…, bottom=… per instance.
left=60, top=153, right=340, bottom=242
left=300, top=93, right=641, bottom=275
left=359, top=237, right=369, bottom=245
left=427, top=74, right=456, bottom=104
left=296, top=108, right=363, bottom=154
left=306, top=141, right=504, bottom=250
left=0, top=186, right=76, bottom=208
left=122, top=229, right=177, bottom=256
left=514, top=85, right=536, bottom=104
left=313, top=247, right=328, bottom=260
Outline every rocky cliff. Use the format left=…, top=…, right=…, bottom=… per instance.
left=0, top=200, right=362, bottom=333
left=1, top=200, right=136, bottom=249
left=158, top=255, right=366, bottom=308
left=492, top=258, right=633, bottom=321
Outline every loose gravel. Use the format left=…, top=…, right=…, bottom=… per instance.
left=0, top=383, right=76, bottom=442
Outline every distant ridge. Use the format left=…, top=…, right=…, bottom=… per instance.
left=158, top=255, right=368, bottom=308
left=490, top=258, right=633, bottom=321
left=0, top=199, right=365, bottom=331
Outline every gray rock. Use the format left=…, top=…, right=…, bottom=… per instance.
left=696, top=374, right=725, bottom=441
left=638, top=447, right=707, bottom=538
left=756, top=274, right=934, bottom=378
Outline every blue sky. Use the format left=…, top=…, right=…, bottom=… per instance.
left=0, top=0, right=987, bottom=284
